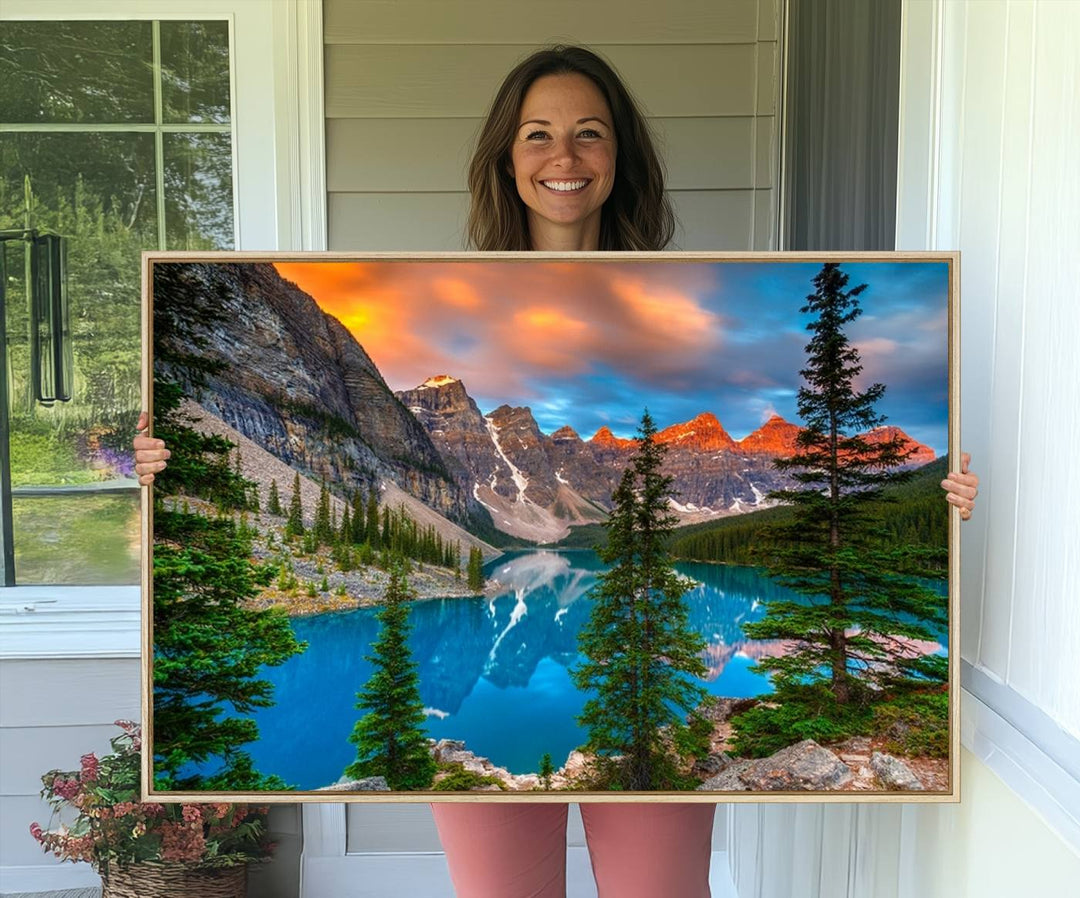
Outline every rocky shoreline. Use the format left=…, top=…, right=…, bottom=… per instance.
left=322, top=696, right=947, bottom=794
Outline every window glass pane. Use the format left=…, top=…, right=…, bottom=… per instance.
left=12, top=494, right=140, bottom=585
left=160, top=20, right=232, bottom=124
left=0, top=22, right=154, bottom=124
left=2, top=132, right=155, bottom=419
left=2, top=132, right=151, bottom=585
left=164, top=133, right=235, bottom=250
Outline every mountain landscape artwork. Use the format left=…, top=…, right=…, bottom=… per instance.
left=144, top=254, right=958, bottom=802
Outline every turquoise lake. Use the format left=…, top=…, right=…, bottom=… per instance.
left=247, top=549, right=948, bottom=789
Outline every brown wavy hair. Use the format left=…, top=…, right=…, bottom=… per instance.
left=466, top=46, right=675, bottom=251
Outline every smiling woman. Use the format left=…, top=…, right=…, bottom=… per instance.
left=466, top=45, right=674, bottom=252
left=509, top=73, right=617, bottom=250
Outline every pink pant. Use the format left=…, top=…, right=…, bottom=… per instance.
left=431, top=803, right=715, bottom=898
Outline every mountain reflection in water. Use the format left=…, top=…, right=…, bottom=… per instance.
left=248, top=549, right=947, bottom=788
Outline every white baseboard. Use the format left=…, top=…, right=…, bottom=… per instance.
left=300, top=848, right=738, bottom=897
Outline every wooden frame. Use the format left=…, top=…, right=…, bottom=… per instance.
left=141, top=250, right=959, bottom=803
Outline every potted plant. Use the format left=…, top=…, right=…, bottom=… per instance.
left=30, top=720, right=272, bottom=898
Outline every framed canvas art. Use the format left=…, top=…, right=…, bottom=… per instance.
left=141, top=252, right=959, bottom=803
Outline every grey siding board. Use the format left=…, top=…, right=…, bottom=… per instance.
left=756, top=42, right=779, bottom=115
left=754, top=187, right=779, bottom=250
left=3, top=795, right=62, bottom=867
left=325, top=0, right=760, bottom=45
left=754, top=117, right=776, bottom=189
left=326, top=44, right=759, bottom=119
left=329, top=192, right=470, bottom=250
left=0, top=660, right=140, bottom=728
left=654, top=118, right=756, bottom=189
left=328, top=117, right=762, bottom=193
left=669, top=189, right=756, bottom=250
left=758, top=0, right=781, bottom=42
left=0, top=724, right=119, bottom=795
left=326, top=118, right=479, bottom=192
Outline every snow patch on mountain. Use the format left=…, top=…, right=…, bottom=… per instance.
left=485, top=416, right=530, bottom=502
left=419, top=374, right=459, bottom=389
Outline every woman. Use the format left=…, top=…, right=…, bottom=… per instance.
left=135, top=46, right=979, bottom=898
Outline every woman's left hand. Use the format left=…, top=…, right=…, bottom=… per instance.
left=941, top=451, right=979, bottom=521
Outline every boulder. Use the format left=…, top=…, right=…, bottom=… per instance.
left=697, top=759, right=755, bottom=791
left=318, top=776, right=390, bottom=792
left=870, top=752, right=925, bottom=791
left=739, top=739, right=853, bottom=791
left=692, top=752, right=733, bottom=777
left=699, top=740, right=853, bottom=791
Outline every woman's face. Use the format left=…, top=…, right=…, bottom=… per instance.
left=509, top=73, right=617, bottom=249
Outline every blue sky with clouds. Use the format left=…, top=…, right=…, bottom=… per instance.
left=281, top=259, right=952, bottom=456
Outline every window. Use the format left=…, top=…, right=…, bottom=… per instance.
left=0, top=19, right=235, bottom=585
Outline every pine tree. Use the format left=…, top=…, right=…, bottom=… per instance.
left=314, top=480, right=333, bottom=547
left=267, top=479, right=282, bottom=516
left=351, top=490, right=366, bottom=544
left=286, top=472, right=304, bottom=539
left=346, top=562, right=436, bottom=790
left=151, top=274, right=305, bottom=790
left=466, top=546, right=485, bottom=592
left=339, top=505, right=352, bottom=546
left=571, top=410, right=707, bottom=791
left=538, top=752, right=554, bottom=790
left=743, top=263, right=948, bottom=707
left=366, top=487, right=381, bottom=549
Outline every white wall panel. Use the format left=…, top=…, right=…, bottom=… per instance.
left=954, top=0, right=1010, bottom=676
left=1006, top=1, right=1080, bottom=728
left=979, top=0, right=1035, bottom=696
left=346, top=803, right=444, bottom=853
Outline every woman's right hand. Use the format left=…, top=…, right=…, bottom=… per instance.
left=133, top=411, right=170, bottom=486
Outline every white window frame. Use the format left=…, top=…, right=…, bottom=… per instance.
left=0, top=0, right=326, bottom=659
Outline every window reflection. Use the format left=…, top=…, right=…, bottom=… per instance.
left=0, top=19, right=234, bottom=586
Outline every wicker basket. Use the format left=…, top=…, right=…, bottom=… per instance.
left=100, top=862, right=247, bottom=898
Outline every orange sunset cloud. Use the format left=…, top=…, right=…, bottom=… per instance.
left=268, top=260, right=725, bottom=398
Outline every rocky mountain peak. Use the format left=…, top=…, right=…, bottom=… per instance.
left=861, top=426, right=937, bottom=466
left=656, top=412, right=737, bottom=452
left=589, top=426, right=638, bottom=451
left=738, top=415, right=803, bottom=455
left=551, top=425, right=582, bottom=443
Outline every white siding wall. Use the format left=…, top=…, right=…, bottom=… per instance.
left=323, top=0, right=782, bottom=251
left=728, top=1, right=1080, bottom=895
left=0, top=654, right=140, bottom=894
